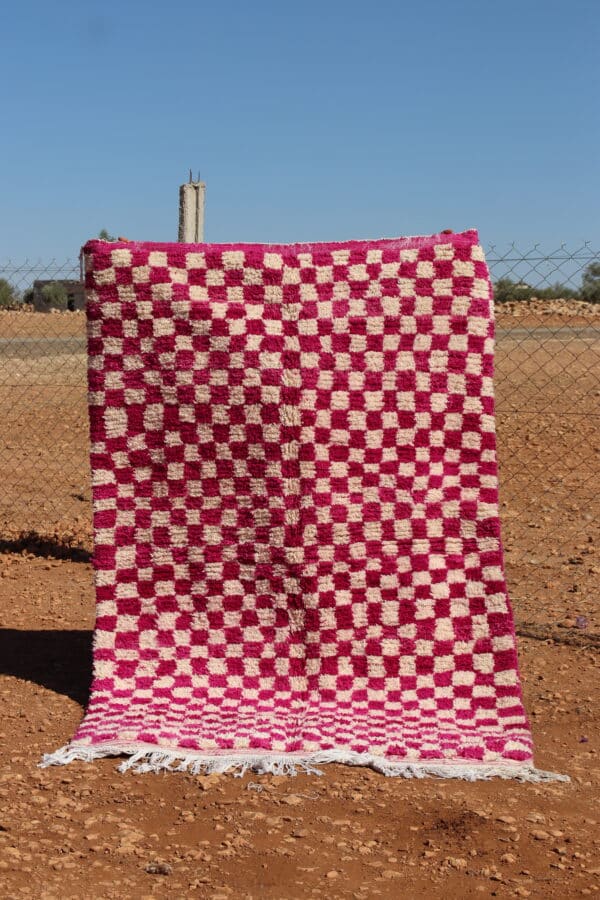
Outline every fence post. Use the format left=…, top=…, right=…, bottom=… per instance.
left=178, top=177, right=206, bottom=243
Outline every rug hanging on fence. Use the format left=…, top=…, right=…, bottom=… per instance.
left=42, top=229, right=567, bottom=782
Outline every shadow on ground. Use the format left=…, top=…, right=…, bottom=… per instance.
left=0, top=531, right=91, bottom=562
left=0, top=629, right=92, bottom=705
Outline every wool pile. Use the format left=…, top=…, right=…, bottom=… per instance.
left=43, top=229, right=566, bottom=781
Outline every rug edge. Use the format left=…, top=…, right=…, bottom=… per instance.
left=81, top=228, right=480, bottom=257
left=39, top=744, right=569, bottom=784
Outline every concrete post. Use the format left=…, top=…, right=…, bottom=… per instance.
left=178, top=179, right=206, bottom=242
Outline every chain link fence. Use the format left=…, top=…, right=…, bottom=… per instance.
left=486, top=243, right=599, bottom=631
left=0, top=243, right=598, bottom=626
left=0, top=258, right=89, bottom=544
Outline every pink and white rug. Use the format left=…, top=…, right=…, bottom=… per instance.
left=43, top=229, right=566, bottom=781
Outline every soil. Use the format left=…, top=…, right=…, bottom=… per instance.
left=0, top=308, right=86, bottom=339
left=0, top=306, right=598, bottom=898
left=0, top=556, right=598, bottom=899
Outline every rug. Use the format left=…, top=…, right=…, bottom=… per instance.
left=42, top=229, right=566, bottom=781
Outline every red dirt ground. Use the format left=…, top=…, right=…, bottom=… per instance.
left=0, top=306, right=598, bottom=898
left=0, top=554, right=598, bottom=899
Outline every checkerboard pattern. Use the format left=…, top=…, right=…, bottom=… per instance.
left=73, top=229, right=533, bottom=769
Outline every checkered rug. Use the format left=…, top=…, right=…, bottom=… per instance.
left=43, top=230, right=566, bottom=781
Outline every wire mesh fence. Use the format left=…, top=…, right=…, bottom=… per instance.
left=486, top=244, right=599, bottom=630
left=0, top=243, right=598, bottom=625
left=0, top=258, right=89, bottom=543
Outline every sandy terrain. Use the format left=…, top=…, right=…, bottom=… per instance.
left=0, top=305, right=598, bottom=898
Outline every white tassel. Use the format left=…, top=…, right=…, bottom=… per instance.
left=39, top=743, right=570, bottom=783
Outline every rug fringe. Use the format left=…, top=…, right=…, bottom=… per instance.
left=39, top=744, right=569, bottom=783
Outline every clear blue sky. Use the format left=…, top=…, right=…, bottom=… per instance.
left=1, top=0, right=598, bottom=260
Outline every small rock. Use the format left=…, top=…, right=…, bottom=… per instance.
left=144, top=861, right=172, bottom=876
left=526, top=813, right=545, bottom=824
left=497, top=815, right=517, bottom=825
left=326, top=870, right=339, bottom=879
left=197, top=774, right=221, bottom=791
left=500, top=853, right=517, bottom=864
left=281, top=794, right=303, bottom=806
left=530, top=830, right=550, bottom=841
left=446, top=857, right=468, bottom=870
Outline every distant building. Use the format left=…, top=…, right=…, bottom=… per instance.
left=32, top=279, right=85, bottom=312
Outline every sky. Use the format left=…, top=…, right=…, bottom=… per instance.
left=1, top=0, right=598, bottom=261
